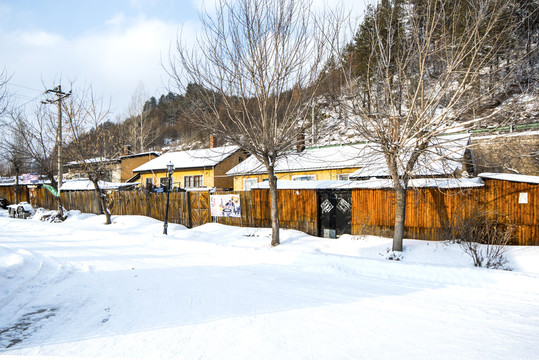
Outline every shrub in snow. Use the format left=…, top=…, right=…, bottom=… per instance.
left=382, top=248, right=403, bottom=261
left=31, top=208, right=67, bottom=223
left=442, top=206, right=513, bottom=270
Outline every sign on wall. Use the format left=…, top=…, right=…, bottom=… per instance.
left=21, top=173, right=39, bottom=184
left=210, top=194, right=241, bottom=217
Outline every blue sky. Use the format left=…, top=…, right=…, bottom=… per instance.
left=0, top=0, right=368, bottom=119
left=0, top=0, right=200, bottom=117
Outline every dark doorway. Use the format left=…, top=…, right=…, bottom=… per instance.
left=318, top=190, right=352, bottom=238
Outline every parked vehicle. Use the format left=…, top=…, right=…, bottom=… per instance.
left=0, top=198, right=7, bottom=209
left=7, top=202, right=35, bottom=219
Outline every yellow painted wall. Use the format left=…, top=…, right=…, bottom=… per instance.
left=140, top=168, right=215, bottom=189
left=138, top=150, right=245, bottom=190
left=233, top=167, right=360, bottom=191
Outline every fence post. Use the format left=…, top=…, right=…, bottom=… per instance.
left=186, top=191, right=192, bottom=228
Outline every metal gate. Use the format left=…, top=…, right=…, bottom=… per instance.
left=318, top=190, right=352, bottom=238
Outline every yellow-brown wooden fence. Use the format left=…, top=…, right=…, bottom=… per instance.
left=3, top=176, right=537, bottom=245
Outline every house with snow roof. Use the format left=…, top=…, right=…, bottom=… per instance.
left=132, top=145, right=245, bottom=191
left=227, top=135, right=473, bottom=191
left=65, top=148, right=159, bottom=183
left=226, top=144, right=367, bottom=191
left=348, top=135, right=473, bottom=180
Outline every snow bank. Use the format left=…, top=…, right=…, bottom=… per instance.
left=0, top=210, right=538, bottom=359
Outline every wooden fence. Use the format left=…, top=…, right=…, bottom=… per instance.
left=352, top=187, right=479, bottom=241
left=481, top=178, right=538, bottom=245
left=350, top=178, right=538, bottom=245
left=0, top=185, right=29, bottom=204
left=4, top=177, right=538, bottom=246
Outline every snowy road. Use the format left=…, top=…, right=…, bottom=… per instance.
left=1, top=211, right=538, bottom=359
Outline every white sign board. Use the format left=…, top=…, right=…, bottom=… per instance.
left=519, top=192, right=528, bottom=204
left=210, top=194, right=242, bottom=217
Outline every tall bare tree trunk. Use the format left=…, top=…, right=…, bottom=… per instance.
left=267, top=165, right=280, bottom=246
left=56, top=196, right=64, bottom=218
left=91, top=178, right=111, bottom=225
left=393, top=187, right=406, bottom=252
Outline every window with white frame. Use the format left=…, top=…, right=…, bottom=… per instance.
left=291, top=174, right=316, bottom=181
left=338, top=173, right=351, bottom=181
left=184, top=175, right=203, bottom=188
left=243, top=178, right=258, bottom=191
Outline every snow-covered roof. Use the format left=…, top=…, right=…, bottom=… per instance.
left=251, top=177, right=484, bottom=190
left=133, top=145, right=240, bottom=173
left=60, top=179, right=130, bottom=191
left=349, top=135, right=470, bottom=178
left=227, top=135, right=470, bottom=177
left=227, top=144, right=376, bottom=176
left=119, top=151, right=161, bottom=160
left=65, top=157, right=119, bottom=167
left=479, top=172, right=539, bottom=185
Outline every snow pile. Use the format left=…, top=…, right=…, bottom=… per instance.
left=0, top=210, right=538, bottom=359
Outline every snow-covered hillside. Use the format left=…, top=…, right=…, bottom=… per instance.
left=1, top=210, right=539, bottom=359
left=311, top=93, right=539, bottom=148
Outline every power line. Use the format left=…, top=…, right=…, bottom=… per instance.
left=8, top=83, right=43, bottom=93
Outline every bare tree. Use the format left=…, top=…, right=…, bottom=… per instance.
left=5, top=104, right=66, bottom=216
left=0, top=68, right=10, bottom=120
left=339, top=0, right=523, bottom=251
left=63, top=84, right=117, bottom=224
left=0, top=127, right=28, bottom=204
left=169, top=0, right=343, bottom=246
left=126, top=81, right=159, bottom=153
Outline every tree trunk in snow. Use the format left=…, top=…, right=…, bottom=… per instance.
left=392, top=186, right=406, bottom=252
left=268, top=166, right=280, bottom=247
left=91, top=178, right=111, bottom=225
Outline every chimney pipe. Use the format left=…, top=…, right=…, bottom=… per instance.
left=296, top=129, right=305, bottom=152
left=210, top=134, right=218, bottom=148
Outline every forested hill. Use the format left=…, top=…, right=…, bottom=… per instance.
left=118, top=0, right=538, bottom=154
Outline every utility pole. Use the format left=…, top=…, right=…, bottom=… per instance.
left=42, top=85, right=71, bottom=212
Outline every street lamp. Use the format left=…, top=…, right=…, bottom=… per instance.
left=163, top=161, right=175, bottom=235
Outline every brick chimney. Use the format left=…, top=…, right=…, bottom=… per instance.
left=210, top=134, right=218, bottom=148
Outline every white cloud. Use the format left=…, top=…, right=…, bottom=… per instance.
left=1, top=15, right=184, bottom=117
left=18, top=30, right=65, bottom=48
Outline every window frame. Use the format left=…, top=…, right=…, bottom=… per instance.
left=183, top=175, right=204, bottom=188
left=291, top=174, right=316, bottom=181
left=243, top=178, right=259, bottom=191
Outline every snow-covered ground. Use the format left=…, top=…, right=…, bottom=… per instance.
left=1, top=209, right=539, bottom=360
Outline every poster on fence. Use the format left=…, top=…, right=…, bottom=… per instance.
left=210, top=194, right=241, bottom=218
left=21, top=173, right=39, bottom=184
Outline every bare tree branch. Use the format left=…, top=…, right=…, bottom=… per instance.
left=338, top=0, right=526, bottom=251
left=169, top=0, right=345, bottom=246
left=63, top=83, right=116, bottom=224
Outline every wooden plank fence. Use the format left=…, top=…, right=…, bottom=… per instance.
left=4, top=177, right=538, bottom=246
left=0, top=185, right=29, bottom=204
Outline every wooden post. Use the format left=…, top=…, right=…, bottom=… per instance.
left=186, top=191, right=192, bottom=228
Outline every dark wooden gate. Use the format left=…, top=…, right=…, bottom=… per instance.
left=318, top=190, right=352, bottom=238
